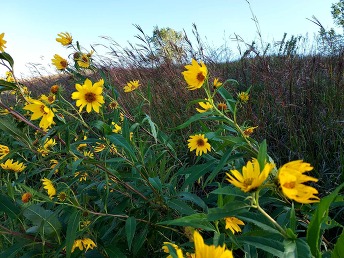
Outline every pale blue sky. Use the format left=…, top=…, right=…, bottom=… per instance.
left=1, top=0, right=339, bottom=77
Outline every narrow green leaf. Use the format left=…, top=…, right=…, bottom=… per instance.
left=104, top=246, right=127, bottom=258
left=65, top=210, right=81, bottom=258
left=0, top=52, right=14, bottom=67
left=307, top=182, right=344, bottom=258
left=0, top=194, right=21, bottom=219
left=207, top=201, right=248, bottom=221
left=148, top=177, right=162, bottom=192
left=132, top=225, right=148, bottom=255
left=257, top=139, right=267, bottom=170
left=125, top=216, right=136, bottom=251
left=178, top=192, right=208, bottom=212
left=143, top=114, right=158, bottom=143
left=0, top=79, right=17, bottom=92
left=237, top=212, right=281, bottom=235
left=238, top=235, right=284, bottom=257
left=180, top=160, right=217, bottom=189
left=290, top=202, right=296, bottom=233
left=331, top=229, right=344, bottom=258
left=166, top=198, right=196, bottom=215
left=159, top=213, right=216, bottom=232
left=0, top=117, right=32, bottom=148
left=107, top=134, right=136, bottom=161
left=173, top=112, right=211, bottom=130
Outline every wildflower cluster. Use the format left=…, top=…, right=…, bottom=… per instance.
left=0, top=32, right=341, bottom=258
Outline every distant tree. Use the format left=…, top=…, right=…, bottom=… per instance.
left=331, top=0, right=344, bottom=28
left=150, top=27, right=186, bottom=64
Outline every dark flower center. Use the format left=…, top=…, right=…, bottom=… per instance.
left=196, top=139, right=205, bottom=147
left=243, top=178, right=254, bottom=187
left=85, top=92, right=96, bottom=103
left=197, top=72, right=205, bottom=82
left=60, top=60, right=67, bottom=68
left=40, top=105, right=48, bottom=115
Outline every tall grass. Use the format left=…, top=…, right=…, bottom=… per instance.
left=19, top=24, right=343, bottom=195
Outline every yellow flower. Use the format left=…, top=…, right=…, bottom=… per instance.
left=52, top=54, right=68, bottom=70
left=0, top=144, right=10, bottom=159
left=112, top=122, right=122, bottom=133
left=77, top=136, right=88, bottom=151
left=243, top=126, right=258, bottom=137
left=196, top=99, right=213, bottom=113
left=226, top=158, right=275, bottom=193
left=225, top=217, right=245, bottom=234
left=0, top=33, right=7, bottom=52
left=41, top=178, right=56, bottom=199
left=21, top=192, right=32, bottom=203
left=108, top=101, right=119, bottom=109
left=40, top=94, right=56, bottom=104
left=0, top=159, right=26, bottom=172
left=182, top=59, right=208, bottom=90
left=162, top=242, right=184, bottom=258
left=72, top=238, right=97, bottom=252
left=238, top=92, right=249, bottom=103
left=83, top=151, right=94, bottom=158
left=278, top=160, right=320, bottom=204
left=123, top=80, right=140, bottom=92
left=71, top=78, right=105, bottom=113
left=193, top=230, right=233, bottom=258
left=94, top=143, right=106, bottom=153
left=56, top=32, right=72, bottom=46
left=57, top=191, right=67, bottom=202
left=23, top=98, right=55, bottom=130
left=77, top=53, right=90, bottom=68
left=187, top=134, right=211, bottom=156
left=74, top=171, right=88, bottom=182
left=109, top=144, right=117, bottom=154
left=5, top=71, right=15, bottom=82
left=50, top=159, right=59, bottom=173
left=213, top=78, right=223, bottom=88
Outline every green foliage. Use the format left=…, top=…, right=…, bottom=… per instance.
left=0, top=27, right=343, bottom=258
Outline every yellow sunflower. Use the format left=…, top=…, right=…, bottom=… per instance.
left=213, top=78, right=223, bottom=89
left=112, top=122, right=122, bottom=133
left=278, top=160, right=320, bottom=204
left=226, top=158, right=275, bottom=193
left=0, top=144, right=10, bottom=159
left=243, top=126, right=258, bottom=137
left=41, top=178, right=56, bottom=199
left=71, top=238, right=97, bottom=253
left=225, top=217, right=245, bottom=234
left=23, top=98, right=55, bottom=130
left=52, top=54, right=68, bottom=70
left=1, top=159, right=26, bottom=172
left=56, top=32, right=72, bottom=46
left=71, top=78, right=105, bottom=113
left=193, top=230, right=233, bottom=258
left=182, top=59, right=208, bottom=90
left=77, top=53, right=90, bottom=68
left=196, top=99, right=213, bottom=113
left=237, top=92, right=249, bottom=103
left=0, top=33, right=7, bottom=52
left=123, top=80, right=140, bottom=92
left=187, top=134, right=211, bottom=156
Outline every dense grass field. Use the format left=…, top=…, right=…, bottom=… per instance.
left=0, top=25, right=343, bottom=257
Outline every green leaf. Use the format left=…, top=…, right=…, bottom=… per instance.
left=238, top=235, right=284, bottom=257
left=0, top=79, right=17, bottom=92
left=104, top=246, right=127, bottom=258
left=173, top=112, right=212, bottom=130
left=107, top=134, right=136, bottom=161
left=177, top=192, right=208, bottom=212
left=0, top=117, right=32, bottom=148
left=307, top=182, right=344, bottom=258
left=331, top=229, right=344, bottom=258
left=148, top=177, right=162, bottom=192
left=0, top=52, right=14, bottom=67
left=142, top=114, right=158, bottom=143
left=65, top=210, right=81, bottom=258
left=132, top=225, right=148, bottom=255
left=237, top=212, right=281, bottom=235
left=207, top=201, right=248, bottom=221
left=180, top=160, right=217, bottom=189
left=257, top=139, right=267, bottom=170
left=159, top=213, right=216, bottom=232
left=23, top=204, right=61, bottom=238
left=0, top=194, right=21, bottom=219
left=125, top=216, right=136, bottom=251
left=166, top=198, right=196, bottom=215
left=283, top=239, right=312, bottom=258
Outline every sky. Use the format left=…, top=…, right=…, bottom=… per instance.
left=1, top=0, right=339, bottom=78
